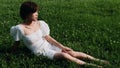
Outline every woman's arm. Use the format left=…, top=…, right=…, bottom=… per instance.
left=44, top=35, right=72, bottom=52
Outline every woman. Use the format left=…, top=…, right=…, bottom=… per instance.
left=10, top=1, right=109, bottom=68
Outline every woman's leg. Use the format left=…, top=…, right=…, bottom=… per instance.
left=67, top=51, right=109, bottom=64
left=67, top=51, right=97, bottom=60
left=54, top=52, right=102, bottom=68
left=54, top=52, right=86, bottom=65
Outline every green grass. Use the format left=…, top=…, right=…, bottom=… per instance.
left=0, top=0, right=120, bottom=68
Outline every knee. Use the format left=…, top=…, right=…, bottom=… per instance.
left=62, top=52, right=69, bottom=57
left=70, top=53, right=77, bottom=57
left=67, top=51, right=77, bottom=57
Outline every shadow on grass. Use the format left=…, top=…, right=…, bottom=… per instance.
left=0, top=46, right=73, bottom=68
left=0, top=45, right=31, bottom=55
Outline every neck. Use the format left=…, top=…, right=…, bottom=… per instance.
left=24, top=19, right=37, bottom=25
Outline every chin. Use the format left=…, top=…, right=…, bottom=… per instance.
left=32, top=19, right=38, bottom=21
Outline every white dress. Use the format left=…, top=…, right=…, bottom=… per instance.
left=10, top=20, right=61, bottom=59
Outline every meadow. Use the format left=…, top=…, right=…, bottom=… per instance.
left=0, top=0, right=120, bottom=68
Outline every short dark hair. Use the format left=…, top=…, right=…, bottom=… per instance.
left=20, top=1, right=38, bottom=20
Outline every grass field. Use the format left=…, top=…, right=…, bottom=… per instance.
left=0, top=0, right=120, bottom=68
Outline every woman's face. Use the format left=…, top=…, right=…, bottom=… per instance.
left=32, top=11, right=38, bottom=21
left=27, top=11, right=38, bottom=21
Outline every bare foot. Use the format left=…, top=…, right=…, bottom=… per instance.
left=95, top=59, right=110, bottom=65
left=86, top=63, right=103, bottom=68
left=100, top=60, right=110, bottom=65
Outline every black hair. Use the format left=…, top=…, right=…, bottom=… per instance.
left=20, top=1, right=38, bottom=20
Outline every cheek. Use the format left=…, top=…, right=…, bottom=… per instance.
left=33, top=14, right=38, bottom=18
left=31, top=15, right=38, bottom=21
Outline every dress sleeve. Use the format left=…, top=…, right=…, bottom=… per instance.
left=10, top=25, right=22, bottom=41
left=40, top=20, right=50, bottom=37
